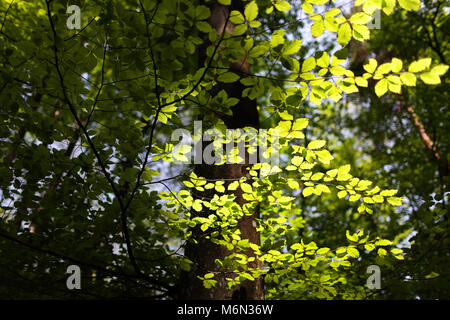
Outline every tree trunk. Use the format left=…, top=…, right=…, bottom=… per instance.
left=178, top=1, right=263, bottom=300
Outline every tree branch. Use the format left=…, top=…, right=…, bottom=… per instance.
left=401, top=100, right=449, bottom=176
left=85, top=33, right=108, bottom=127
left=0, top=0, right=15, bottom=34
left=0, top=229, right=170, bottom=292
left=44, top=0, right=143, bottom=280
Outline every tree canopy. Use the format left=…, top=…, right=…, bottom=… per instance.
left=0, top=0, right=448, bottom=299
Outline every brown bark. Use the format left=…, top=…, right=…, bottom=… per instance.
left=178, top=1, right=263, bottom=300
left=402, top=101, right=449, bottom=176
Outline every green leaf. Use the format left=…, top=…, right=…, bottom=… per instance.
left=387, top=197, right=403, bottom=206
left=400, top=72, right=416, bottom=86
left=337, top=190, right=347, bottom=199
left=363, top=196, right=374, bottom=204
left=375, top=78, right=388, bottom=97
left=311, top=19, right=325, bottom=38
left=337, top=23, right=352, bottom=46
left=391, top=248, right=403, bottom=255
left=244, top=1, right=258, bottom=21
left=274, top=1, right=291, bottom=12
left=346, top=230, right=358, bottom=242
left=192, top=200, right=202, bottom=212
left=408, top=58, right=432, bottom=73
left=349, top=12, right=371, bottom=24
left=375, top=239, right=393, bottom=246
left=196, top=21, right=213, bottom=32
left=355, top=77, right=368, bottom=87
left=302, top=2, right=313, bottom=14
left=283, top=40, right=302, bottom=55
left=240, top=182, right=253, bottom=193
left=180, top=258, right=193, bottom=271
left=228, top=181, right=239, bottom=191
left=218, top=72, right=240, bottom=83
left=142, top=169, right=160, bottom=181
left=316, top=150, right=334, bottom=164
left=377, top=63, right=391, bottom=75
left=398, top=0, right=420, bottom=11
left=291, top=156, right=303, bottom=166
left=203, top=279, right=217, bottom=289
left=353, top=25, right=370, bottom=41
left=324, top=17, right=338, bottom=32
left=317, top=52, right=330, bottom=68
left=281, top=56, right=299, bottom=72
left=347, top=247, right=360, bottom=258
left=218, top=0, right=231, bottom=5
left=215, top=184, right=225, bottom=193
left=373, top=195, right=384, bottom=203
left=326, top=169, right=338, bottom=178
left=279, top=110, right=293, bottom=120
left=349, top=194, right=361, bottom=202
left=430, top=64, right=449, bottom=76
left=302, top=57, right=316, bottom=72
left=382, top=0, right=396, bottom=14
left=292, top=118, right=309, bottom=130
left=363, top=58, right=378, bottom=73
left=317, top=247, right=330, bottom=255
left=380, top=189, right=398, bottom=196
left=302, top=187, right=314, bottom=197
left=287, top=179, right=300, bottom=190
left=307, top=140, right=326, bottom=149
left=249, top=44, right=270, bottom=58
left=330, top=65, right=347, bottom=76
left=158, top=112, right=168, bottom=124
left=204, top=273, right=214, bottom=279
left=425, top=272, right=439, bottom=279
left=316, top=184, right=331, bottom=193
left=377, top=248, right=388, bottom=256
left=233, top=24, right=247, bottom=35
left=420, top=72, right=441, bottom=85
left=195, top=5, right=211, bottom=20
left=229, top=10, right=245, bottom=24
left=320, top=274, right=331, bottom=282
left=391, top=58, right=403, bottom=73
left=311, top=172, right=324, bottom=180
left=356, top=180, right=372, bottom=190
left=270, top=30, right=285, bottom=48
left=338, top=164, right=351, bottom=175
left=249, top=20, right=261, bottom=28
left=239, top=272, right=255, bottom=281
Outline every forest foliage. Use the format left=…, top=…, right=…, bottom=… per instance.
left=0, top=0, right=448, bottom=299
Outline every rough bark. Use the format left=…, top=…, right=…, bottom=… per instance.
left=178, top=1, right=263, bottom=300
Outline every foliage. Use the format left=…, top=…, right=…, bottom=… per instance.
left=0, top=0, right=447, bottom=299
left=340, top=0, right=449, bottom=298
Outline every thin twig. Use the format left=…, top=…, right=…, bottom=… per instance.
left=85, top=33, right=108, bottom=127
left=45, top=0, right=148, bottom=284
